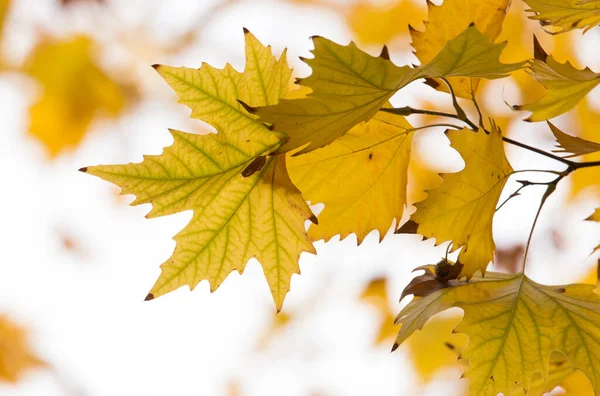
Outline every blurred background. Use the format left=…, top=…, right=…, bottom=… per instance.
left=0, top=0, right=598, bottom=395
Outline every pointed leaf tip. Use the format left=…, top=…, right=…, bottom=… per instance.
left=391, top=343, right=399, bottom=352
left=151, top=64, right=160, bottom=70
left=309, top=213, right=318, bottom=225
left=144, top=293, right=155, bottom=301
left=379, top=45, right=390, bottom=60
left=237, top=99, right=256, bottom=113
left=243, top=27, right=250, bottom=34
left=533, top=36, right=547, bottom=61
left=79, top=166, right=88, bottom=172
left=396, top=220, right=419, bottom=234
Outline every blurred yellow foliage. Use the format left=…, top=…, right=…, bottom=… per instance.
left=346, top=0, right=426, bottom=45
left=570, top=100, right=600, bottom=199
left=0, top=316, right=44, bottom=383
left=25, top=36, right=125, bottom=157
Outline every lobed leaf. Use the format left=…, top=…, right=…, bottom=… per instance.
left=403, top=124, right=514, bottom=278
left=396, top=268, right=600, bottom=395
left=254, top=25, right=524, bottom=155
left=515, top=38, right=600, bottom=122
left=288, top=111, right=413, bottom=244
left=524, top=0, right=600, bottom=33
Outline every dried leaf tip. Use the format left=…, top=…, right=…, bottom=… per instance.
left=533, top=36, right=548, bottom=62
left=78, top=167, right=88, bottom=173
left=243, top=27, right=250, bottom=34
left=396, top=220, right=418, bottom=234
left=391, top=343, right=399, bottom=352
left=379, top=45, right=390, bottom=60
left=144, top=293, right=155, bottom=301
left=237, top=99, right=256, bottom=113
left=468, top=21, right=476, bottom=27
left=151, top=64, right=160, bottom=70
left=309, top=213, right=318, bottom=225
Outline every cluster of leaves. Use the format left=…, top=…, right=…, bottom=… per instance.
left=83, top=0, right=600, bottom=394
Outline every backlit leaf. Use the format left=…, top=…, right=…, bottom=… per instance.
left=515, top=38, right=600, bottom=121
left=548, top=121, right=600, bottom=158
left=570, top=100, right=600, bottom=199
left=289, top=111, right=413, bottom=244
left=411, top=0, right=511, bottom=98
left=254, top=25, right=524, bottom=155
left=406, top=125, right=513, bottom=278
left=83, top=31, right=315, bottom=311
left=395, top=267, right=600, bottom=395
left=524, top=0, right=600, bottom=33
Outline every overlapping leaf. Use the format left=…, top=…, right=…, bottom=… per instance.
left=548, top=121, right=600, bottom=158
left=524, top=0, right=600, bottom=33
left=83, top=31, right=315, bottom=311
left=410, top=0, right=511, bottom=97
left=254, top=25, right=524, bottom=155
left=289, top=111, right=413, bottom=244
left=402, top=125, right=513, bottom=278
left=516, top=38, right=600, bottom=121
left=395, top=267, right=600, bottom=396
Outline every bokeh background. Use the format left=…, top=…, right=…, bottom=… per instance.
left=0, top=0, right=598, bottom=395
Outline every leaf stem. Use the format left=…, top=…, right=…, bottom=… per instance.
left=522, top=182, right=557, bottom=272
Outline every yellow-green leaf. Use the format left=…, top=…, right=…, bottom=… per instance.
left=395, top=267, right=600, bottom=395
left=255, top=25, right=524, bottom=155
left=548, top=121, right=600, bottom=158
left=288, top=111, right=413, bottom=244
left=524, top=0, right=600, bottom=33
left=83, top=30, right=315, bottom=311
left=153, top=29, right=290, bottom=161
left=516, top=39, right=600, bottom=122
left=407, top=125, right=513, bottom=278
left=411, top=0, right=511, bottom=98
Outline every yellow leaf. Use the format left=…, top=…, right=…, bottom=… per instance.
left=516, top=39, right=600, bottom=122
left=289, top=111, right=413, bottom=244
left=346, top=0, right=426, bottom=45
left=587, top=208, right=600, bottom=221
left=411, top=0, right=511, bottom=98
left=524, top=0, right=600, bottom=33
left=548, top=121, right=600, bottom=158
left=83, top=31, right=315, bottom=311
left=408, top=125, right=513, bottom=278
left=25, top=36, right=125, bottom=157
left=254, top=25, right=524, bottom=155
left=0, top=316, right=45, bottom=383
left=395, top=267, right=600, bottom=395
left=570, top=100, right=600, bottom=199
left=360, top=277, right=399, bottom=345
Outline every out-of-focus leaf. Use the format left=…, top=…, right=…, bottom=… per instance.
left=570, top=100, right=600, bottom=199
left=25, top=36, right=126, bottom=157
left=587, top=208, right=600, bottom=221
left=524, top=0, right=600, bottom=33
left=255, top=25, right=524, bottom=155
left=411, top=0, right=512, bottom=98
left=515, top=38, right=600, bottom=122
left=405, top=125, right=514, bottom=278
left=346, top=0, right=425, bottom=45
left=0, top=316, right=45, bottom=383
left=361, top=277, right=399, bottom=345
left=548, top=121, right=600, bottom=158
left=289, top=111, right=413, bottom=244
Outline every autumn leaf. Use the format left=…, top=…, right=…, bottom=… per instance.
left=83, top=30, right=315, bottom=311
left=570, top=100, right=600, bottom=199
left=587, top=208, right=600, bottom=221
left=403, top=125, right=513, bottom=278
left=515, top=38, right=600, bottom=122
left=346, top=0, right=426, bottom=45
left=289, top=111, right=413, bottom=244
left=361, top=277, right=399, bottom=345
left=0, top=316, right=45, bottom=383
left=524, top=0, right=600, bottom=33
left=410, top=0, right=511, bottom=97
left=254, top=24, right=524, bottom=155
left=25, top=36, right=126, bottom=157
left=395, top=267, right=600, bottom=395
left=548, top=121, right=600, bottom=158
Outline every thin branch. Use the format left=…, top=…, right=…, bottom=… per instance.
left=502, top=136, right=573, bottom=166
left=522, top=182, right=557, bottom=272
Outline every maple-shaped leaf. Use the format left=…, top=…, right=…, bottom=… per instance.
left=403, top=125, right=513, bottom=278
left=254, top=24, right=524, bottom=155
left=0, top=316, right=45, bottom=383
left=83, top=30, right=315, bottom=311
left=288, top=111, right=413, bottom=244
left=548, top=121, right=600, bottom=158
left=524, top=0, right=600, bottom=33
left=410, top=0, right=511, bottom=98
left=515, top=38, right=600, bottom=122
left=25, top=36, right=126, bottom=157
left=395, top=267, right=600, bottom=396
